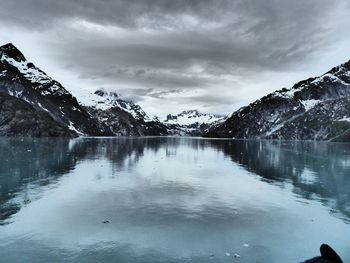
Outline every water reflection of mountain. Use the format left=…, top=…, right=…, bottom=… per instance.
left=1, top=138, right=76, bottom=222
left=1, top=137, right=350, bottom=224
left=0, top=137, right=168, bottom=223
left=207, top=139, right=350, bottom=222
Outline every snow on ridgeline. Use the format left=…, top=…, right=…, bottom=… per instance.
left=67, top=87, right=154, bottom=122
left=336, top=117, right=350, bottom=123
left=0, top=46, right=68, bottom=96
left=300, top=99, right=322, bottom=111
left=163, top=110, right=224, bottom=126
left=1, top=56, right=50, bottom=84
left=272, top=68, right=350, bottom=100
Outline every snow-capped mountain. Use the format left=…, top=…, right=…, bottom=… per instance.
left=163, top=110, right=225, bottom=136
left=0, top=43, right=167, bottom=137
left=69, top=88, right=169, bottom=136
left=164, top=110, right=223, bottom=126
left=206, top=60, right=350, bottom=142
left=0, top=43, right=111, bottom=137
left=69, top=88, right=154, bottom=122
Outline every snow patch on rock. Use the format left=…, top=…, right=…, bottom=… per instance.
left=300, top=99, right=322, bottom=111
left=337, top=117, right=350, bottom=122
left=67, top=87, right=154, bottom=122
left=163, top=110, right=223, bottom=126
left=1, top=54, right=69, bottom=96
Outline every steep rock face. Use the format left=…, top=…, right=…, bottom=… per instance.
left=0, top=43, right=112, bottom=136
left=163, top=110, right=225, bottom=136
left=85, top=105, right=168, bottom=136
left=0, top=93, right=75, bottom=137
left=206, top=60, right=350, bottom=141
left=72, top=88, right=169, bottom=136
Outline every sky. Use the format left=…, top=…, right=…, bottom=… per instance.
left=1, top=0, right=350, bottom=117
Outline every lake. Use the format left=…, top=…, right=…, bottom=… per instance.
left=0, top=137, right=349, bottom=263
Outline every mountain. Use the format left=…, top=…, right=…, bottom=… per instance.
left=0, top=43, right=168, bottom=137
left=0, top=43, right=112, bottom=137
left=70, top=88, right=169, bottom=136
left=0, top=92, right=75, bottom=137
left=163, top=110, right=225, bottom=136
left=205, top=60, right=350, bottom=142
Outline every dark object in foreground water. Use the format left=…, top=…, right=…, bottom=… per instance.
left=303, top=244, right=343, bottom=263
left=102, top=220, right=110, bottom=224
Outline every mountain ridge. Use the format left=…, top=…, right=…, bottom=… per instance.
left=0, top=43, right=211, bottom=137
left=205, top=58, right=350, bottom=141
left=0, top=43, right=169, bottom=137
left=163, top=109, right=225, bottom=136
left=1, top=43, right=111, bottom=137
left=3, top=42, right=350, bottom=141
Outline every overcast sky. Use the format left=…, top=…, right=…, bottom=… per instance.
left=1, top=0, right=350, bottom=117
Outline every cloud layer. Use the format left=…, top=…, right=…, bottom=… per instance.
left=1, top=0, right=350, bottom=116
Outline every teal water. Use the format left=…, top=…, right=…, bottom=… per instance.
left=0, top=137, right=349, bottom=263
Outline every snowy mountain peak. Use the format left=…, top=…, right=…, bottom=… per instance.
left=271, top=60, right=350, bottom=103
left=0, top=43, right=171, bottom=137
left=68, top=87, right=153, bottom=122
left=0, top=43, right=69, bottom=97
left=0, top=43, right=26, bottom=62
left=164, top=110, right=224, bottom=126
left=0, top=43, right=112, bottom=137
left=161, top=110, right=225, bottom=136
left=206, top=58, right=350, bottom=141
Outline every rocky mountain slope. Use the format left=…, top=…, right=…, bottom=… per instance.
left=0, top=43, right=112, bottom=137
left=163, top=110, right=225, bottom=136
left=205, top=60, right=350, bottom=141
left=70, top=88, right=169, bottom=136
left=0, top=43, right=168, bottom=137
left=0, top=92, right=75, bottom=137
left=67, top=87, right=223, bottom=136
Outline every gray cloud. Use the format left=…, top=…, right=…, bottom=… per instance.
left=1, top=0, right=350, bottom=116
left=118, top=88, right=184, bottom=102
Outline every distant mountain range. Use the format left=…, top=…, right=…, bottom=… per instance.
left=2, top=43, right=350, bottom=141
left=163, top=110, right=224, bottom=136
left=205, top=59, right=350, bottom=142
left=0, top=43, right=222, bottom=137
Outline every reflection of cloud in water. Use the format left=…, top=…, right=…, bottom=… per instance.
left=206, top=139, right=350, bottom=222
left=1, top=150, right=341, bottom=259
left=0, top=137, right=350, bottom=262
left=1, top=137, right=350, bottom=225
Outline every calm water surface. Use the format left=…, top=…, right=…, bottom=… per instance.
left=0, top=137, right=349, bottom=263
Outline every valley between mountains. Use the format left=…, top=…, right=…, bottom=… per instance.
left=1, top=43, right=350, bottom=142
